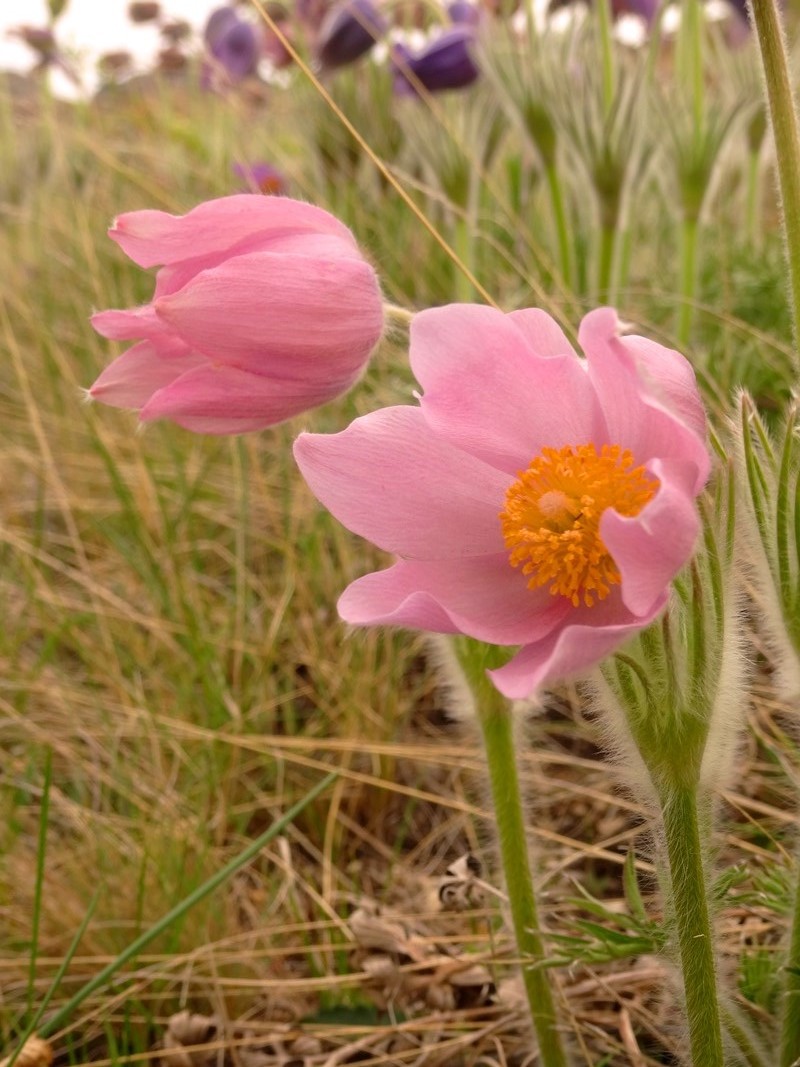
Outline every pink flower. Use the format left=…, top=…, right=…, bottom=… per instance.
left=89, top=195, right=384, bottom=434
left=294, top=305, right=711, bottom=698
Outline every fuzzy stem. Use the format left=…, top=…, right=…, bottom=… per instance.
left=452, top=213, right=476, bottom=303
left=456, top=643, right=568, bottom=1067
left=478, top=696, right=569, bottom=1067
left=745, top=149, right=761, bottom=246
left=750, top=0, right=800, bottom=372
left=598, top=220, right=617, bottom=302
left=677, top=214, right=699, bottom=345
left=544, top=161, right=574, bottom=289
left=660, top=784, right=724, bottom=1067
left=781, top=854, right=800, bottom=1066
left=595, top=0, right=615, bottom=118
left=681, top=0, right=704, bottom=132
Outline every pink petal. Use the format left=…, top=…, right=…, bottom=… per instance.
left=151, top=231, right=364, bottom=300
left=600, top=457, right=701, bottom=617
left=339, top=555, right=571, bottom=645
left=89, top=341, right=207, bottom=408
left=506, top=308, right=577, bottom=357
left=155, top=250, right=383, bottom=378
left=618, top=331, right=708, bottom=442
left=110, top=195, right=357, bottom=268
left=489, top=592, right=668, bottom=698
left=140, top=362, right=357, bottom=434
left=293, top=407, right=510, bottom=559
left=579, top=308, right=710, bottom=492
left=92, top=306, right=169, bottom=342
left=411, top=305, right=605, bottom=474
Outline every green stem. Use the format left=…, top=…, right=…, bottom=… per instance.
left=781, top=823, right=800, bottom=1065
left=660, top=784, right=724, bottom=1067
left=544, top=162, right=574, bottom=290
left=598, top=220, right=617, bottom=303
left=452, top=213, right=476, bottom=303
left=745, top=149, right=761, bottom=246
left=595, top=0, right=615, bottom=118
left=459, top=650, right=567, bottom=1067
left=680, top=0, right=704, bottom=132
left=750, top=0, right=800, bottom=372
left=677, top=214, right=699, bottom=346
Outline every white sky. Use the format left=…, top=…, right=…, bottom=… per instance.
left=0, top=0, right=226, bottom=96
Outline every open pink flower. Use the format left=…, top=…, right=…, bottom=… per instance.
left=294, top=305, right=711, bottom=698
left=89, top=195, right=383, bottom=434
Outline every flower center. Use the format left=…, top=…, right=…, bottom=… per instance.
left=499, top=444, right=659, bottom=608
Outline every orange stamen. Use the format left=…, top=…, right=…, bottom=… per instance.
left=499, top=444, right=659, bottom=608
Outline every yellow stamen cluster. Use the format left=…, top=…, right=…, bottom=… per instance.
left=499, top=444, right=658, bottom=608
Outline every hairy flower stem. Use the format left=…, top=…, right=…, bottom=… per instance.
left=781, top=791, right=800, bottom=1065
left=452, top=214, right=476, bottom=302
left=677, top=215, right=698, bottom=346
left=660, top=783, right=724, bottom=1067
left=679, top=0, right=704, bottom=131
left=455, top=641, right=567, bottom=1067
left=598, top=220, right=618, bottom=303
left=478, top=697, right=568, bottom=1067
left=745, top=150, right=761, bottom=246
left=544, top=162, right=574, bottom=290
left=750, top=0, right=800, bottom=372
left=595, top=0, right=615, bottom=118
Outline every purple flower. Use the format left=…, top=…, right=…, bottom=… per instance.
left=392, top=28, right=479, bottom=96
left=610, top=0, right=659, bottom=22
left=315, top=0, right=387, bottom=70
left=204, top=6, right=260, bottom=83
left=232, top=162, right=288, bottom=194
left=447, top=1, right=482, bottom=26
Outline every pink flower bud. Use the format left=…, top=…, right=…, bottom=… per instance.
left=90, top=195, right=384, bottom=435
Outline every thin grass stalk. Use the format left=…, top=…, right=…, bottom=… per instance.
left=660, top=784, right=724, bottom=1067
left=28, top=750, right=52, bottom=1016
left=5, top=894, right=101, bottom=1067
left=36, top=772, right=337, bottom=1042
left=750, top=0, right=800, bottom=374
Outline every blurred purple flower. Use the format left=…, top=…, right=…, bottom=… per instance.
left=392, top=28, right=479, bottom=96
left=610, top=0, right=658, bottom=22
left=447, top=1, right=482, bottom=26
left=204, top=6, right=261, bottom=83
left=316, top=0, right=387, bottom=70
left=232, top=162, right=288, bottom=194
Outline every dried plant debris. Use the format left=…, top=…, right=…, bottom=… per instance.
left=0, top=1037, right=53, bottom=1067
left=348, top=897, right=496, bottom=1013
left=159, top=1012, right=221, bottom=1067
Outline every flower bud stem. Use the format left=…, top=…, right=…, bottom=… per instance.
left=659, top=783, right=724, bottom=1067
left=750, top=0, right=800, bottom=373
